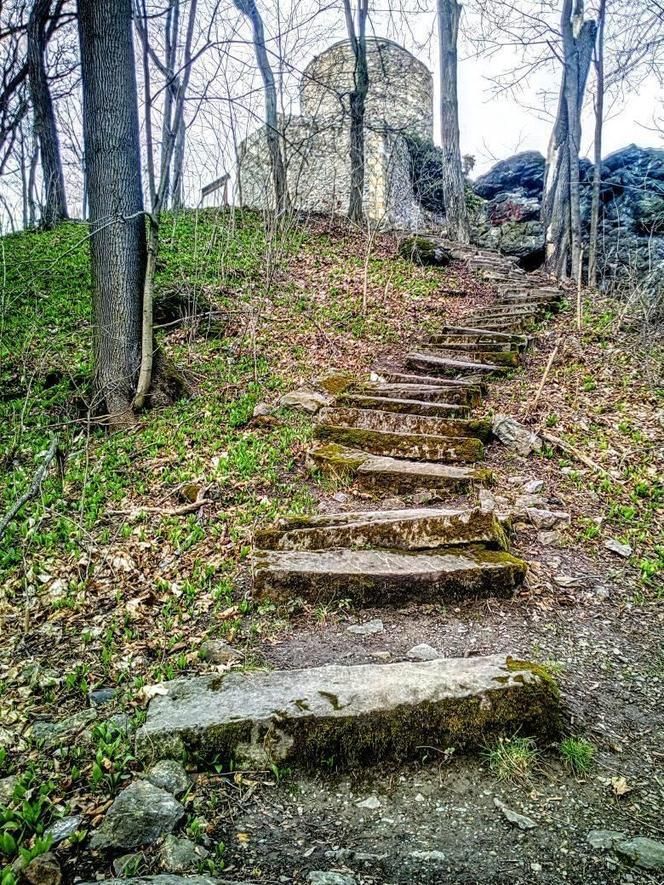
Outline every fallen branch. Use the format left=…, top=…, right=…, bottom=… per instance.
left=528, top=342, right=560, bottom=413
left=540, top=430, right=613, bottom=479
left=0, top=435, right=60, bottom=542
left=108, top=487, right=212, bottom=518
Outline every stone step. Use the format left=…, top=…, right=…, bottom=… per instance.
left=135, top=655, right=561, bottom=768
left=424, top=339, right=517, bottom=353
left=338, top=393, right=470, bottom=418
left=440, top=325, right=528, bottom=343
left=314, top=424, right=484, bottom=463
left=406, top=352, right=506, bottom=377
left=472, top=303, right=545, bottom=317
left=253, top=544, right=527, bottom=605
left=501, top=291, right=561, bottom=303
left=255, top=506, right=508, bottom=552
left=376, top=371, right=484, bottom=390
left=308, top=444, right=492, bottom=490
left=422, top=348, right=520, bottom=368
left=317, top=406, right=492, bottom=441
left=354, top=382, right=480, bottom=406
left=463, top=316, right=533, bottom=331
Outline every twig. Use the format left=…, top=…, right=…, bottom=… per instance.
left=108, top=487, right=212, bottom=518
left=529, top=342, right=559, bottom=413
left=540, top=430, right=614, bottom=479
left=0, top=435, right=60, bottom=542
left=577, top=248, right=584, bottom=332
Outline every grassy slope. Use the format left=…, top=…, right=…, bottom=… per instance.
left=0, top=209, right=662, bottom=877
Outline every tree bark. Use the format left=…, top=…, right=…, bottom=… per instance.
left=234, top=0, right=288, bottom=215
left=77, top=0, right=146, bottom=428
left=437, top=0, right=470, bottom=243
left=344, top=0, right=369, bottom=225
left=542, top=0, right=596, bottom=279
left=588, top=0, right=606, bottom=288
left=171, top=113, right=186, bottom=210
left=27, top=0, right=68, bottom=229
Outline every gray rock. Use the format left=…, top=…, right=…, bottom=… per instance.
left=399, top=235, right=452, bottom=267
left=44, top=815, right=84, bottom=846
left=32, top=709, right=97, bottom=747
left=22, top=852, right=61, bottom=885
left=355, top=796, right=381, bottom=809
left=523, top=479, right=544, bottom=494
left=587, top=830, right=626, bottom=850
left=346, top=619, right=383, bottom=636
left=492, top=415, right=542, bottom=456
left=0, top=774, right=17, bottom=803
left=409, top=850, right=447, bottom=862
left=407, top=643, right=441, bottom=661
left=604, top=538, right=632, bottom=558
left=616, top=837, right=664, bottom=870
left=280, top=390, right=330, bottom=414
left=538, top=530, right=561, bottom=546
left=474, top=151, right=545, bottom=200
left=526, top=508, right=570, bottom=530
left=159, top=835, right=209, bottom=873
left=145, top=760, right=190, bottom=797
left=493, top=797, right=537, bottom=830
left=89, top=688, right=116, bottom=707
left=90, top=780, right=185, bottom=850
left=252, top=402, right=272, bottom=418
left=199, top=639, right=241, bottom=665
left=307, top=873, right=357, bottom=885
left=135, top=657, right=559, bottom=768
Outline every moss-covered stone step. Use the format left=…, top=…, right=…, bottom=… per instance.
left=253, top=544, right=527, bottom=605
left=338, top=393, right=470, bottom=418
left=255, top=506, right=508, bottom=552
left=354, top=382, right=475, bottom=405
left=424, top=338, right=517, bottom=353
left=318, top=406, right=492, bottom=442
left=308, top=443, right=491, bottom=490
left=423, top=348, right=521, bottom=368
left=440, top=325, right=528, bottom=343
left=405, top=352, right=507, bottom=377
left=463, top=316, right=534, bottom=331
left=135, top=655, right=561, bottom=769
left=314, top=424, right=484, bottom=463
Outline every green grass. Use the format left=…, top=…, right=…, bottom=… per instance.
left=559, top=737, right=596, bottom=775
left=486, top=737, right=538, bottom=782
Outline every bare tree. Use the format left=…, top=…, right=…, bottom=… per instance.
left=27, top=0, right=68, bottom=227
left=438, top=0, right=469, bottom=242
left=343, top=0, right=369, bottom=224
left=588, top=0, right=606, bottom=287
left=542, top=0, right=596, bottom=279
left=77, top=0, right=146, bottom=427
left=233, top=0, right=289, bottom=215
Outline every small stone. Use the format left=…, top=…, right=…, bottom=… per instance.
left=479, top=488, right=496, bottom=513
left=370, top=651, right=391, bottom=661
left=410, top=850, right=446, bottom=862
left=531, top=862, right=542, bottom=873
left=199, top=639, right=241, bottom=665
left=280, top=390, right=330, bottom=414
left=145, top=760, right=190, bottom=797
left=307, top=873, right=357, bottom=885
left=604, top=538, right=632, bottom=558
left=22, top=852, right=61, bottom=885
left=346, top=619, right=383, bottom=636
left=355, top=796, right=381, bottom=809
left=514, top=494, right=548, bottom=514
left=89, top=688, right=116, bottom=707
left=527, top=508, right=570, bottom=530
left=616, top=837, right=664, bottom=870
left=587, top=830, right=626, bottom=850
left=538, top=530, right=561, bottom=546
left=0, top=774, right=17, bottom=803
left=252, top=402, right=272, bottom=418
left=493, top=797, right=537, bottom=830
left=407, top=643, right=441, bottom=661
left=523, top=479, right=544, bottom=494
left=159, top=834, right=209, bottom=872
left=32, top=709, right=97, bottom=748
left=331, top=492, right=348, bottom=503
left=90, top=780, right=185, bottom=850
left=44, top=815, right=84, bottom=846
left=492, top=414, right=542, bottom=456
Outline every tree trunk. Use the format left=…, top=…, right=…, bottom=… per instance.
left=588, top=0, right=606, bottom=288
left=234, top=0, right=288, bottom=215
left=171, top=113, right=186, bottom=210
left=542, top=0, right=596, bottom=279
left=344, top=0, right=369, bottom=225
left=437, top=0, right=470, bottom=243
left=27, top=0, right=68, bottom=229
left=77, top=0, right=146, bottom=428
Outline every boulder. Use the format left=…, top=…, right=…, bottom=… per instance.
left=145, top=760, right=190, bottom=797
left=492, top=415, right=543, bottom=457
left=487, top=192, right=540, bottom=224
left=280, top=390, right=330, bottom=414
left=399, top=235, right=452, bottom=267
left=616, top=836, right=664, bottom=870
left=90, top=781, right=185, bottom=851
left=474, top=152, right=545, bottom=200
left=159, top=835, right=209, bottom=873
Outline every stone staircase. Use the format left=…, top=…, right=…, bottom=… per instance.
left=136, top=246, right=565, bottom=770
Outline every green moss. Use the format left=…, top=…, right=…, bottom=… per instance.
left=317, top=370, right=357, bottom=395
left=314, top=425, right=484, bottom=463
left=505, top=657, right=561, bottom=700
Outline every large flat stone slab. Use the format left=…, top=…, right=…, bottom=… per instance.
left=255, top=506, right=508, bottom=552
left=135, top=656, right=560, bottom=768
left=253, top=545, right=526, bottom=605
left=354, top=382, right=475, bottom=405
left=440, top=325, right=527, bottom=343
left=406, top=352, right=506, bottom=377
left=306, top=444, right=491, bottom=489
left=423, top=348, right=520, bottom=368
left=424, top=338, right=516, bottom=353
left=317, top=406, right=492, bottom=441
left=314, top=424, right=484, bottom=463
left=338, top=393, right=470, bottom=417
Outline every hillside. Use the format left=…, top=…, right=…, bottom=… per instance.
left=1, top=211, right=663, bottom=884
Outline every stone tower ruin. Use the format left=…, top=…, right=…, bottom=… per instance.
left=238, top=38, right=433, bottom=228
